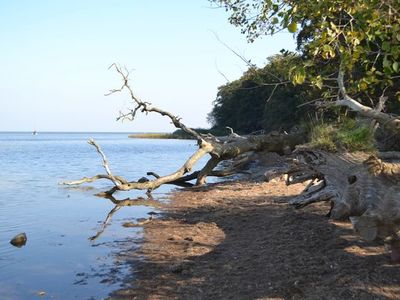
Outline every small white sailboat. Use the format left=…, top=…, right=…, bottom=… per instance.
left=32, top=130, right=38, bottom=135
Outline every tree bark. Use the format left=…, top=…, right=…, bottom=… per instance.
left=316, top=68, right=400, bottom=134
left=61, top=64, right=306, bottom=195
left=283, top=149, right=400, bottom=247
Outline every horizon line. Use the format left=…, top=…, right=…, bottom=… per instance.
left=0, top=130, right=174, bottom=134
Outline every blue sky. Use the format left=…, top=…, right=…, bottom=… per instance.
left=0, top=1, right=295, bottom=132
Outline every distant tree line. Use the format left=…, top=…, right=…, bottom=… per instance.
left=207, top=53, right=316, bottom=134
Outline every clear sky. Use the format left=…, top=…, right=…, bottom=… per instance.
left=0, top=0, right=295, bottom=132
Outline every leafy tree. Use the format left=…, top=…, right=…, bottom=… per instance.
left=209, top=53, right=313, bottom=133
left=210, top=0, right=400, bottom=131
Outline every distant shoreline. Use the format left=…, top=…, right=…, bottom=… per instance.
left=128, top=133, right=193, bottom=139
left=0, top=131, right=146, bottom=134
left=0, top=131, right=213, bottom=140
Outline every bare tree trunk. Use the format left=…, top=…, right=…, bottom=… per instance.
left=317, top=69, right=400, bottom=134
left=61, top=64, right=305, bottom=195
left=196, top=157, right=221, bottom=186
left=62, top=132, right=303, bottom=195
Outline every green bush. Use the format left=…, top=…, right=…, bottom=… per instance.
left=309, top=123, right=337, bottom=151
left=336, top=119, right=375, bottom=152
left=309, top=118, right=376, bottom=152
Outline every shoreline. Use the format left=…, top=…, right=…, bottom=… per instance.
left=110, top=176, right=400, bottom=299
left=128, top=133, right=180, bottom=139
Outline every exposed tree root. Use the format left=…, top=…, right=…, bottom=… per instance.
left=278, top=149, right=400, bottom=255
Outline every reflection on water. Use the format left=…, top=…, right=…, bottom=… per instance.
left=89, top=194, right=163, bottom=241
left=0, top=132, right=202, bottom=299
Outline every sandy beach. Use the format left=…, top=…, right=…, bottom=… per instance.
left=110, top=177, right=400, bottom=299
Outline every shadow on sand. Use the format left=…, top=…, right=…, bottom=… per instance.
left=108, top=181, right=400, bottom=299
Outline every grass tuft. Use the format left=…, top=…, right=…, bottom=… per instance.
left=308, top=118, right=376, bottom=152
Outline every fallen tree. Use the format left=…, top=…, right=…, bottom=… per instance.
left=62, top=63, right=400, bottom=261
left=62, top=64, right=305, bottom=196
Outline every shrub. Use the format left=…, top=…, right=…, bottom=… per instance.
left=309, top=118, right=376, bottom=152
left=309, top=123, right=337, bottom=151
left=336, top=119, right=375, bottom=152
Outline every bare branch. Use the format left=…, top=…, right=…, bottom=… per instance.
left=107, top=63, right=206, bottom=143
left=375, top=87, right=389, bottom=113
left=63, top=131, right=304, bottom=195
left=87, top=138, right=120, bottom=187
left=266, top=83, right=278, bottom=102
left=196, top=157, right=221, bottom=186
left=210, top=30, right=289, bottom=103
left=63, top=64, right=306, bottom=195
left=60, top=174, right=127, bottom=186
left=315, top=68, right=400, bottom=133
left=67, top=147, right=212, bottom=196
left=214, top=59, right=230, bottom=82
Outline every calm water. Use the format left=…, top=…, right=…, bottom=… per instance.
left=0, top=132, right=202, bottom=299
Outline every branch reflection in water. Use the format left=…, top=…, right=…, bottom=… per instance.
left=89, top=194, right=163, bottom=241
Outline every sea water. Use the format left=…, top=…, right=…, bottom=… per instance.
left=0, top=132, right=201, bottom=299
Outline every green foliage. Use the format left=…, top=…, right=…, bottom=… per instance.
left=209, top=53, right=313, bottom=133
left=309, top=123, right=337, bottom=152
left=336, top=119, right=376, bottom=152
left=210, top=0, right=400, bottom=111
left=208, top=76, right=266, bottom=133
left=208, top=0, right=400, bottom=151
left=309, top=119, right=376, bottom=152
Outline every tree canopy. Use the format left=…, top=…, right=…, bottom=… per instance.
left=211, top=0, right=400, bottom=114
left=208, top=53, right=313, bottom=133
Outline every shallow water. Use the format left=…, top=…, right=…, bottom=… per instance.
left=0, top=132, right=202, bottom=299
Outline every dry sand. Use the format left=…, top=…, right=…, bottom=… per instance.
left=110, top=179, right=400, bottom=299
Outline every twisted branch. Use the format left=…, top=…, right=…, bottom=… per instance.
left=107, top=63, right=206, bottom=144
left=62, top=64, right=305, bottom=195
left=316, top=67, right=400, bottom=133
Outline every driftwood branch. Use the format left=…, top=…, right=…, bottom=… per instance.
left=97, top=147, right=211, bottom=196
left=63, top=131, right=302, bottom=195
left=107, top=63, right=206, bottom=144
left=61, top=174, right=128, bottom=186
left=363, top=154, right=400, bottom=182
left=62, top=63, right=305, bottom=196
left=87, top=138, right=120, bottom=187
